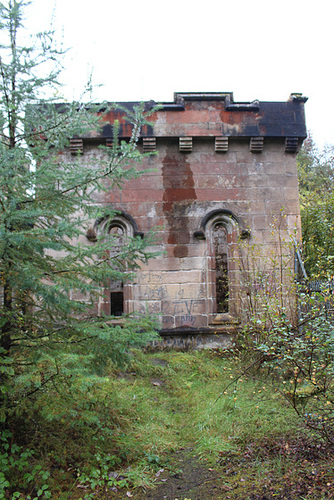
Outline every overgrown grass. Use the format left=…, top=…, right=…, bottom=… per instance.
left=2, top=349, right=333, bottom=499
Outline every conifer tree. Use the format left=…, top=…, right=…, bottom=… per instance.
left=0, top=0, right=156, bottom=412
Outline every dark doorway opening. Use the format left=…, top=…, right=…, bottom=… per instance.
left=110, top=291, right=124, bottom=316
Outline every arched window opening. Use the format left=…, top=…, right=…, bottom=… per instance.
left=213, top=223, right=229, bottom=313
left=107, top=223, right=126, bottom=316
left=197, top=209, right=243, bottom=322
left=94, top=213, right=137, bottom=317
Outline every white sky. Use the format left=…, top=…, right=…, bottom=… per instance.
left=27, top=0, right=333, bottom=148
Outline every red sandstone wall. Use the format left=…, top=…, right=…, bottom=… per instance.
left=67, top=95, right=305, bottom=331
left=87, top=141, right=301, bottom=329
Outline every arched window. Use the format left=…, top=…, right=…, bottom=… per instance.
left=93, top=212, right=141, bottom=317
left=213, top=223, right=229, bottom=313
left=195, top=209, right=248, bottom=323
left=107, top=222, right=127, bottom=316
left=206, top=214, right=236, bottom=319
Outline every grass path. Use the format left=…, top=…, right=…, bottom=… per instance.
left=5, top=349, right=334, bottom=499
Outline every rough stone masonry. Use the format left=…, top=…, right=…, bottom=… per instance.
left=68, top=92, right=308, bottom=346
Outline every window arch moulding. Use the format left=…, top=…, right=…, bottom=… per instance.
left=193, top=209, right=251, bottom=241
left=85, top=211, right=144, bottom=243
left=94, top=211, right=144, bottom=240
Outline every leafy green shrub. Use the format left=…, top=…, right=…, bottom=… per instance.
left=76, top=453, right=127, bottom=494
left=233, top=207, right=334, bottom=445
left=0, top=430, right=51, bottom=499
left=254, top=294, right=334, bottom=444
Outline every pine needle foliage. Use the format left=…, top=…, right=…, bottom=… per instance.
left=0, top=0, right=157, bottom=419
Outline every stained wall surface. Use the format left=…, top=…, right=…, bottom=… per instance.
left=68, top=93, right=307, bottom=333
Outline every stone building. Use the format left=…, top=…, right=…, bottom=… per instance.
left=70, top=92, right=307, bottom=346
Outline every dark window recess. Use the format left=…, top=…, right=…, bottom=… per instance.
left=110, top=292, right=124, bottom=316
left=216, top=253, right=229, bottom=313
left=213, top=223, right=229, bottom=313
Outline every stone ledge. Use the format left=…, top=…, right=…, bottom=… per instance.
left=210, top=313, right=240, bottom=325
left=150, top=331, right=235, bottom=350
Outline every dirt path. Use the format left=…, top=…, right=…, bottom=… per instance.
left=110, top=444, right=334, bottom=500
left=106, top=449, right=217, bottom=500
left=131, top=448, right=224, bottom=500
